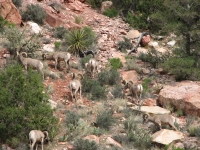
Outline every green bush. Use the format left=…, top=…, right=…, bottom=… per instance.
left=82, top=76, right=107, bottom=100
left=74, top=138, right=98, bottom=150
left=2, top=26, right=42, bottom=56
left=75, top=16, right=83, bottom=24
left=176, top=109, right=183, bottom=117
left=117, top=37, right=133, bottom=52
left=65, top=110, right=81, bottom=127
left=64, top=27, right=97, bottom=56
left=58, top=134, right=68, bottom=142
left=162, top=56, right=200, bottom=81
left=21, top=4, right=47, bottom=25
left=90, top=84, right=107, bottom=100
left=164, top=145, right=184, bottom=150
left=53, top=26, right=68, bottom=39
left=109, top=58, right=123, bottom=70
left=12, top=0, right=23, bottom=8
left=97, top=69, right=121, bottom=86
left=111, top=84, right=124, bottom=99
left=113, top=134, right=129, bottom=147
left=124, top=116, right=152, bottom=149
left=0, top=16, right=15, bottom=32
left=91, top=127, right=103, bottom=136
left=188, top=125, right=200, bottom=138
left=95, top=110, right=115, bottom=130
left=112, top=0, right=164, bottom=30
left=6, top=137, right=20, bottom=149
left=138, top=48, right=169, bottom=68
left=85, top=0, right=102, bottom=8
left=0, top=64, right=58, bottom=144
left=54, top=41, right=61, bottom=51
left=125, top=57, right=143, bottom=73
left=126, top=12, right=148, bottom=30
left=103, top=8, right=118, bottom=18
left=142, top=78, right=151, bottom=93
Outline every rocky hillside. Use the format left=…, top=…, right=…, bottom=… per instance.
left=1, top=0, right=200, bottom=150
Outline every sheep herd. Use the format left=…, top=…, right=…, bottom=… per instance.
left=16, top=51, right=179, bottom=149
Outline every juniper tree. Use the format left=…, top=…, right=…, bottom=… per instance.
left=0, top=64, right=58, bottom=145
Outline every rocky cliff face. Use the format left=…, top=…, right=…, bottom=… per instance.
left=158, top=81, right=200, bottom=117
left=0, top=0, right=22, bottom=25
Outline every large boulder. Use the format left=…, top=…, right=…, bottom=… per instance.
left=45, top=12, right=63, bottom=27
left=26, top=21, right=42, bottom=34
left=130, top=106, right=170, bottom=115
left=152, top=129, right=184, bottom=145
left=158, top=81, right=200, bottom=117
left=0, top=0, right=22, bottom=25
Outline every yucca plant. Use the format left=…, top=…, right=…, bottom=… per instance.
left=64, top=27, right=97, bottom=56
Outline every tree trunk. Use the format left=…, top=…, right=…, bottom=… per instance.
left=127, top=32, right=149, bottom=55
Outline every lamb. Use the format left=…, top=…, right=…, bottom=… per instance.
left=143, top=113, right=178, bottom=131
left=69, top=73, right=83, bottom=103
left=17, top=52, right=44, bottom=80
left=42, top=52, right=71, bottom=71
left=123, top=80, right=143, bottom=101
left=29, top=130, right=49, bottom=150
left=85, top=58, right=98, bottom=78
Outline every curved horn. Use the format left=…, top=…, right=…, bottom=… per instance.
left=121, top=79, right=127, bottom=85
left=43, top=131, right=49, bottom=141
left=20, top=52, right=28, bottom=57
left=43, top=131, right=48, bottom=137
left=128, top=80, right=134, bottom=85
left=77, top=73, right=83, bottom=80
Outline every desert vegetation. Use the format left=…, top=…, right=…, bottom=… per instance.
left=0, top=0, right=200, bottom=150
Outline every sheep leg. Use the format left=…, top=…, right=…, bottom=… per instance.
left=55, top=59, right=58, bottom=69
left=71, top=91, right=74, bottom=102
left=30, top=139, right=34, bottom=150
left=170, top=123, right=178, bottom=131
left=36, top=143, right=38, bottom=150
left=79, top=87, right=82, bottom=102
left=135, top=92, right=139, bottom=104
left=74, top=88, right=80, bottom=103
left=157, top=122, right=162, bottom=130
left=66, top=59, right=70, bottom=71
left=24, top=65, right=28, bottom=73
left=74, top=91, right=77, bottom=103
left=41, top=138, right=44, bottom=150
left=91, top=66, right=94, bottom=78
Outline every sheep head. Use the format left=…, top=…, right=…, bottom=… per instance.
left=43, top=131, right=49, bottom=142
left=143, top=113, right=150, bottom=124
left=42, top=53, right=47, bottom=60
left=72, top=72, right=83, bottom=80
left=123, top=80, right=133, bottom=89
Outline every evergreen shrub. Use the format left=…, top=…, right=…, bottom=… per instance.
left=0, top=64, right=58, bottom=144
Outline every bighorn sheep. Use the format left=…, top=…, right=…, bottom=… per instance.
left=29, top=130, right=49, bottom=150
left=143, top=113, right=178, bottom=131
left=17, top=52, right=44, bottom=79
left=85, top=58, right=98, bottom=78
left=69, top=73, right=83, bottom=103
left=42, top=52, right=71, bottom=71
left=123, top=80, right=143, bottom=101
